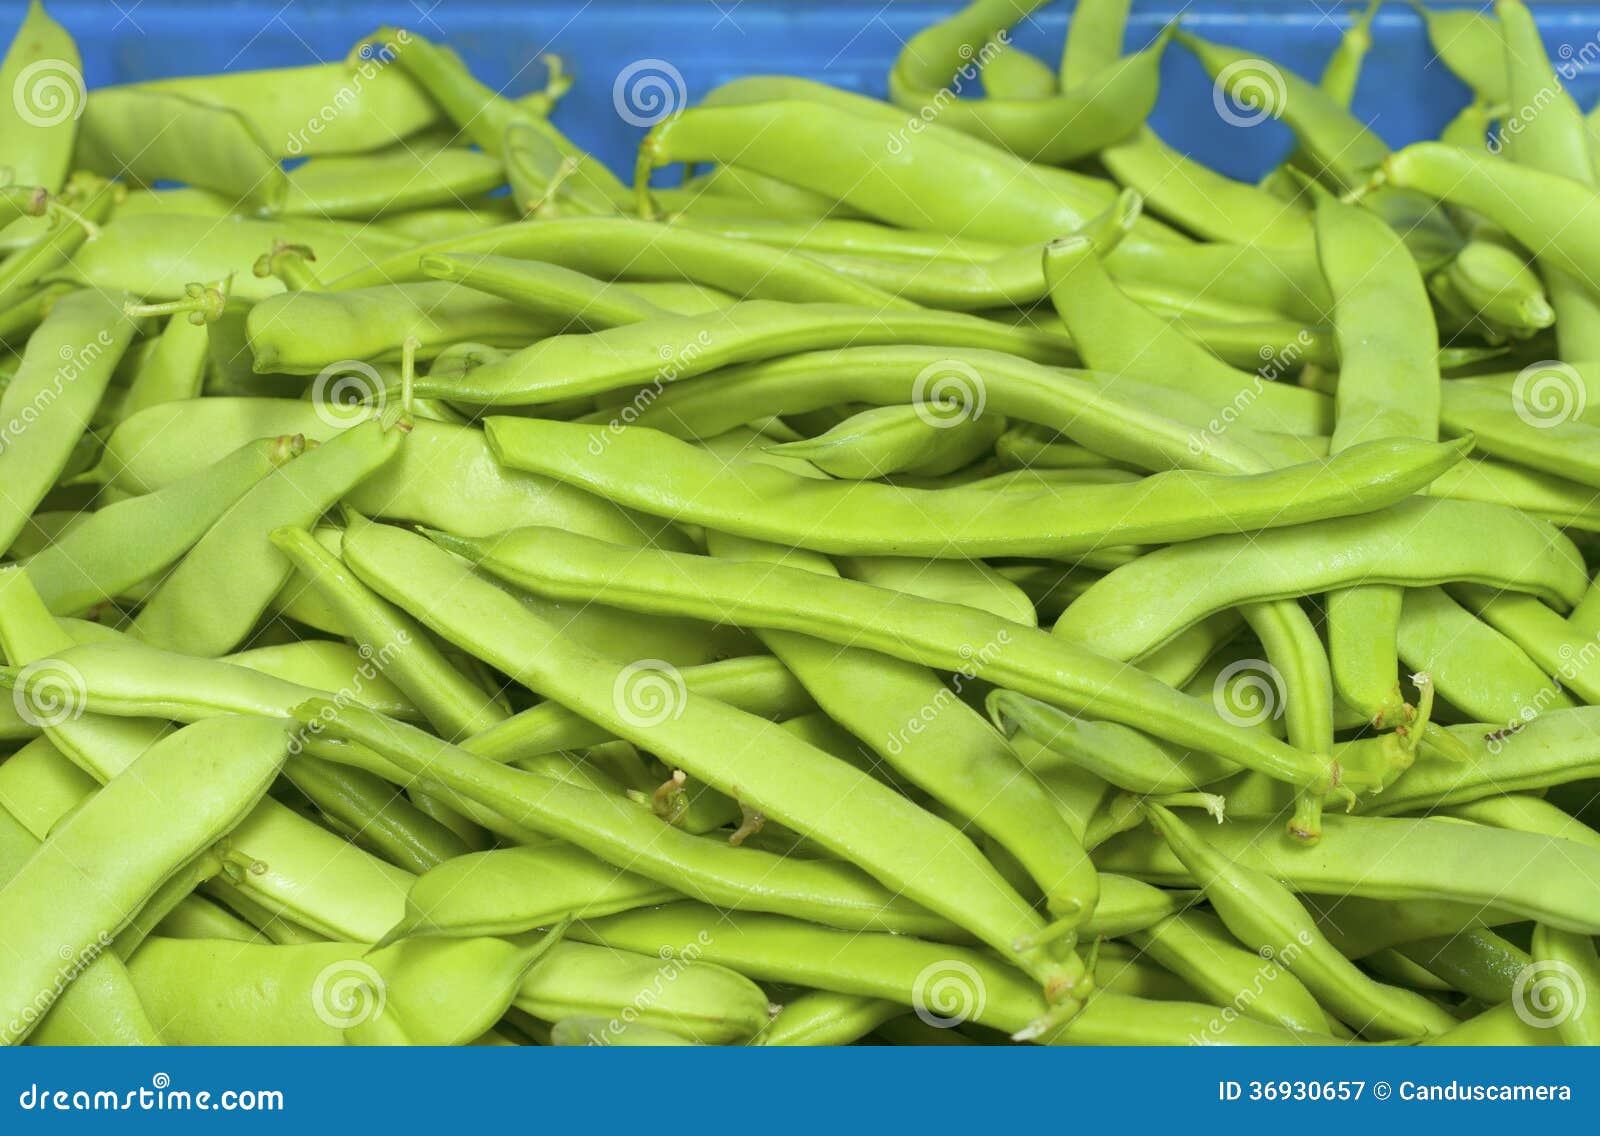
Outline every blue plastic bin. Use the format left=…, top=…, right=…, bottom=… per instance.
left=21, top=0, right=1600, bottom=182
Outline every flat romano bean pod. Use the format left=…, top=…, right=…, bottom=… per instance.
left=133, top=417, right=406, bottom=656
left=269, top=524, right=507, bottom=738
left=888, top=0, right=1162, bottom=164
left=21, top=434, right=302, bottom=614
left=430, top=524, right=1338, bottom=804
left=89, top=398, right=682, bottom=548
left=1094, top=812, right=1600, bottom=933
left=1055, top=498, right=1588, bottom=661
left=1144, top=804, right=1457, bottom=1040
left=1396, top=585, right=1573, bottom=726
left=247, top=283, right=554, bottom=372
left=76, top=88, right=288, bottom=214
left=767, top=403, right=1006, bottom=480
left=413, top=301, right=1072, bottom=406
left=0, top=715, right=287, bottom=1042
left=0, top=1, right=81, bottom=191
left=1042, top=228, right=1332, bottom=437
left=0, top=288, right=137, bottom=552
left=610, top=346, right=1320, bottom=473
left=707, top=530, right=1100, bottom=927
left=331, top=216, right=908, bottom=307
left=574, top=903, right=1312, bottom=1045
left=294, top=697, right=958, bottom=940
left=484, top=417, right=1469, bottom=559
left=462, top=655, right=812, bottom=764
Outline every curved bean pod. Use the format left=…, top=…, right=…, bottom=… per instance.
left=433, top=524, right=1336, bottom=797
left=1055, top=498, right=1588, bottom=661
left=486, top=418, right=1469, bottom=559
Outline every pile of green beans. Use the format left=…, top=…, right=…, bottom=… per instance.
left=4, top=0, right=1600, bottom=1048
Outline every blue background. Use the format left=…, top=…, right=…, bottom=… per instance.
left=22, top=0, right=1600, bottom=182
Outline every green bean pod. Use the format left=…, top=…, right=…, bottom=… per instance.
left=76, top=88, right=288, bottom=214
left=709, top=530, right=1099, bottom=924
left=22, top=434, right=302, bottom=614
left=91, top=398, right=681, bottom=548
left=755, top=991, right=903, bottom=1047
left=247, top=283, right=552, bottom=372
left=1042, top=231, right=1331, bottom=436
left=0, top=288, right=137, bottom=552
left=575, top=902, right=1315, bottom=1045
left=0, top=715, right=287, bottom=1043
left=1127, top=910, right=1336, bottom=1036
left=1143, top=805, right=1458, bottom=1039
left=130, top=929, right=572, bottom=1046
left=0, top=1, right=81, bottom=191
left=335, top=519, right=1082, bottom=995
left=416, top=301, right=1070, bottom=406
left=434, top=524, right=1336, bottom=798
left=1530, top=924, right=1600, bottom=1046
left=296, top=694, right=960, bottom=940
left=888, top=0, right=1162, bottom=163
left=485, top=418, right=1468, bottom=559
left=133, top=417, right=405, bottom=656
left=270, top=525, right=507, bottom=737
left=1056, top=498, right=1588, bottom=661
left=1095, top=812, right=1600, bottom=933
left=333, top=216, right=906, bottom=307
left=394, top=842, right=681, bottom=940
left=420, top=253, right=672, bottom=329
left=1396, top=586, right=1574, bottom=726
left=463, top=655, right=811, bottom=764
left=768, top=403, right=1005, bottom=479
